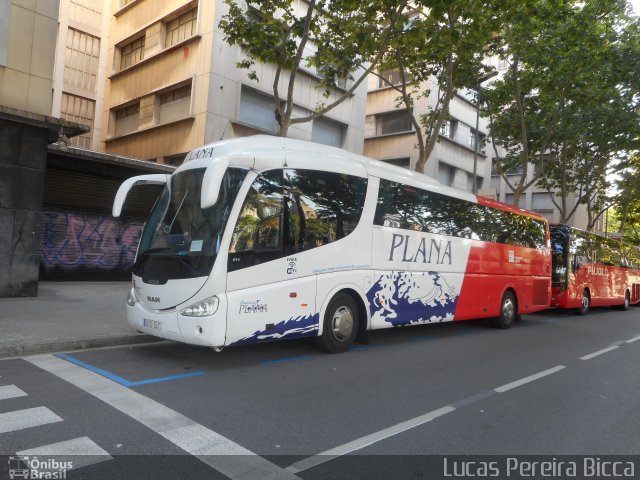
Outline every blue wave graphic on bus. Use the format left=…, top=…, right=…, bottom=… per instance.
left=230, top=313, right=320, bottom=346
left=367, top=271, right=458, bottom=327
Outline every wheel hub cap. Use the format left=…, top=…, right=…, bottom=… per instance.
left=332, top=306, right=354, bottom=342
left=503, top=299, right=514, bottom=321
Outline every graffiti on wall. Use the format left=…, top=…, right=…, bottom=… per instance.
left=39, top=210, right=144, bottom=272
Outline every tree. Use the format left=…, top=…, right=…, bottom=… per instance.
left=374, top=0, right=499, bottom=173
left=612, top=153, right=640, bottom=244
left=220, top=0, right=409, bottom=136
left=484, top=0, right=640, bottom=221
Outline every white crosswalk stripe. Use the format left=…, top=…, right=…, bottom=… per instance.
left=0, top=406, right=62, bottom=434
left=17, top=436, right=113, bottom=470
left=0, top=385, right=27, bottom=401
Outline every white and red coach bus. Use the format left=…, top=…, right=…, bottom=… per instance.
left=113, top=136, right=551, bottom=353
left=550, top=224, right=640, bottom=314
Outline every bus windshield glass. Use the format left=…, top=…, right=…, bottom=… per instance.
left=551, top=225, right=569, bottom=287
left=133, top=167, right=247, bottom=281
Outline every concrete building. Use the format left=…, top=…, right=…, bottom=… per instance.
left=100, top=0, right=368, bottom=164
left=490, top=164, right=601, bottom=231
left=364, top=71, right=492, bottom=192
left=0, top=0, right=88, bottom=297
left=51, top=0, right=111, bottom=150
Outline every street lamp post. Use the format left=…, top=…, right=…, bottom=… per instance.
left=472, top=70, right=498, bottom=195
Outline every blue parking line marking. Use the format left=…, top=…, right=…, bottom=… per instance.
left=351, top=343, right=384, bottom=351
left=259, top=354, right=314, bottom=366
left=56, top=353, right=205, bottom=387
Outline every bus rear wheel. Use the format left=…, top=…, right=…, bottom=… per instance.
left=575, top=290, right=590, bottom=315
left=492, top=291, right=516, bottom=329
left=316, top=293, right=359, bottom=354
left=619, top=290, right=630, bottom=311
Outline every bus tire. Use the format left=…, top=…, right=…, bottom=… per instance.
left=492, top=291, right=516, bottom=329
left=316, top=292, right=359, bottom=354
left=619, top=290, right=630, bottom=311
left=575, top=290, right=590, bottom=315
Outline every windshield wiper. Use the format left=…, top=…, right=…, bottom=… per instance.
left=166, top=190, right=189, bottom=232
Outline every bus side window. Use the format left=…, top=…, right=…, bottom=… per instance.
left=284, top=169, right=367, bottom=252
left=228, top=170, right=284, bottom=270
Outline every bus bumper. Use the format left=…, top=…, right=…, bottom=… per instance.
left=126, top=295, right=227, bottom=348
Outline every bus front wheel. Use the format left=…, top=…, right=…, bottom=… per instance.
left=492, top=291, right=516, bottom=329
left=316, top=293, right=359, bottom=354
left=575, top=290, right=590, bottom=315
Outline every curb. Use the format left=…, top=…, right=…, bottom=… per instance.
left=0, top=334, right=163, bottom=358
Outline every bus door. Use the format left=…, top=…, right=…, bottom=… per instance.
left=224, top=169, right=317, bottom=347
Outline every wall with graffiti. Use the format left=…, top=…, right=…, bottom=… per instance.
left=39, top=209, right=144, bottom=280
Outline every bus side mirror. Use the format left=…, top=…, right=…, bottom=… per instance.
left=201, top=158, right=230, bottom=209
left=113, top=174, right=169, bottom=217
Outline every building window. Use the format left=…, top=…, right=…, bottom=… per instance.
left=114, top=103, right=139, bottom=136
left=376, top=110, right=413, bottom=136
left=312, top=116, right=345, bottom=148
left=377, top=69, right=403, bottom=88
left=505, top=193, right=515, bottom=205
left=70, top=0, right=102, bottom=29
left=65, top=28, right=100, bottom=93
left=60, top=93, right=95, bottom=149
left=164, top=154, right=186, bottom=166
left=120, top=35, right=145, bottom=70
left=383, top=158, right=410, bottom=168
left=238, top=87, right=282, bottom=133
left=469, top=129, right=486, bottom=153
left=166, top=8, right=197, bottom=47
left=441, top=119, right=457, bottom=139
left=159, top=83, right=192, bottom=124
left=437, top=162, right=455, bottom=186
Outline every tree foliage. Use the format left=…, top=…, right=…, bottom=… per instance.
left=375, top=0, right=500, bottom=173
left=220, top=0, right=409, bottom=136
left=485, top=0, right=640, bottom=225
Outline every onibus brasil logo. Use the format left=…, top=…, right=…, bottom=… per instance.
left=8, top=456, right=73, bottom=479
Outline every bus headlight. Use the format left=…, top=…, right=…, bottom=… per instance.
left=127, top=287, right=138, bottom=306
left=180, top=296, right=219, bottom=317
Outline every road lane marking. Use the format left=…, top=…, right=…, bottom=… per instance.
left=579, top=345, right=619, bottom=360
left=494, top=366, right=566, bottom=393
left=0, top=385, right=27, bottom=401
left=625, top=335, right=640, bottom=344
left=26, top=355, right=298, bottom=480
left=0, top=406, right=62, bottom=434
left=285, top=406, right=455, bottom=474
left=449, top=390, right=496, bottom=409
left=17, top=437, right=113, bottom=469
left=56, top=353, right=205, bottom=386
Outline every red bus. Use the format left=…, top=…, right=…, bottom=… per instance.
left=550, top=224, right=640, bottom=314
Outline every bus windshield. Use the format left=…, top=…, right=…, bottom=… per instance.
left=133, top=167, right=247, bottom=281
left=551, top=225, right=569, bottom=288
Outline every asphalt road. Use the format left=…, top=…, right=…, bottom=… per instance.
left=1, top=306, right=639, bottom=479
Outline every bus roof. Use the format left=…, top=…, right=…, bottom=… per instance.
left=178, top=135, right=545, bottom=220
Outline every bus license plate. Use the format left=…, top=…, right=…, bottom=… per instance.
left=143, top=319, right=162, bottom=330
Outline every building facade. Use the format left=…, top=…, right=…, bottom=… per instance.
left=0, top=0, right=87, bottom=296
left=100, top=0, right=368, bottom=164
left=364, top=72, right=493, bottom=192
left=51, top=0, right=111, bottom=150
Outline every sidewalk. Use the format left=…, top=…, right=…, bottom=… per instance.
left=0, top=282, right=160, bottom=357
